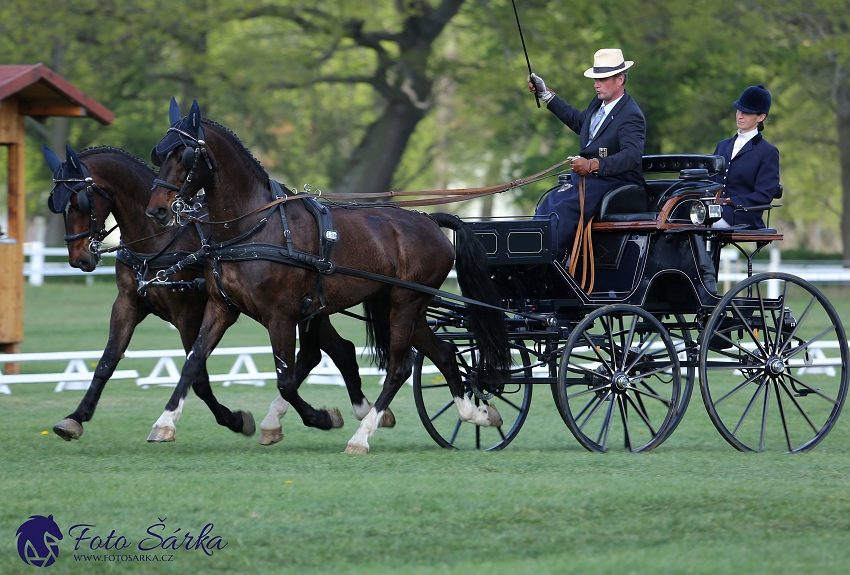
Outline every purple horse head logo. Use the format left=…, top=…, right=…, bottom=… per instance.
left=16, top=515, right=63, bottom=567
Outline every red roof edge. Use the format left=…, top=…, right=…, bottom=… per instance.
left=0, top=63, right=114, bottom=125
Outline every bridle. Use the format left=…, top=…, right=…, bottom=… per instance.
left=52, top=175, right=116, bottom=259
left=151, top=127, right=213, bottom=223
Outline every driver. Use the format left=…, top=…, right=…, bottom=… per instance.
left=529, top=48, right=646, bottom=263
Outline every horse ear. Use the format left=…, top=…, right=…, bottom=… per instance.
left=42, top=143, right=62, bottom=173
left=169, top=96, right=182, bottom=125
left=65, top=144, right=82, bottom=173
left=188, top=100, right=202, bottom=136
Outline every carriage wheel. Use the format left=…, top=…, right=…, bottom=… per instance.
left=658, top=313, right=697, bottom=439
left=555, top=305, right=681, bottom=452
left=412, top=340, right=533, bottom=451
left=699, top=273, right=849, bottom=452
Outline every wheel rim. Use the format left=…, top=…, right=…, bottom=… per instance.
left=700, top=273, right=849, bottom=452
left=413, top=340, right=533, bottom=451
left=557, top=305, right=681, bottom=452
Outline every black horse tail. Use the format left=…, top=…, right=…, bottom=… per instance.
left=363, top=301, right=393, bottom=371
left=431, top=212, right=512, bottom=373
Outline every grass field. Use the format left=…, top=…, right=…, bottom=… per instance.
left=2, top=280, right=849, bottom=574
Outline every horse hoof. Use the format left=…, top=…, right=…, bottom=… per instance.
left=238, top=411, right=256, bottom=436
left=147, top=426, right=176, bottom=442
left=380, top=408, right=396, bottom=428
left=53, top=419, right=83, bottom=441
left=325, top=407, right=344, bottom=429
left=344, top=443, right=369, bottom=454
left=486, top=405, right=503, bottom=428
left=259, top=428, right=284, bottom=446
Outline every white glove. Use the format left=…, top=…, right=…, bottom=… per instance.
left=527, top=73, right=555, bottom=103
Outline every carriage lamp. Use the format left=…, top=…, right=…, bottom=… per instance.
left=689, top=201, right=707, bottom=225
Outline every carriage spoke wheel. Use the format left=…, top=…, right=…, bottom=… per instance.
left=556, top=305, right=681, bottom=453
left=699, top=273, right=849, bottom=452
left=658, top=313, right=697, bottom=440
left=413, top=340, right=533, bottom=451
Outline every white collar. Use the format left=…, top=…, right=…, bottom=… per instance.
left=735, top=128, right=759, bottom=144
left=601, top=93, right=625, bottom=113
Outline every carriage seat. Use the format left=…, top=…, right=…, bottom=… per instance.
left=596, top=155, right=726, bottom=222
left=596, top=184, right=655, bottom=222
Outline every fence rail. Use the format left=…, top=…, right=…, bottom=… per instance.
left=23, top=243, right=850, bottom=286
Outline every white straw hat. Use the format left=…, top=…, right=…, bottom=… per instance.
left=584, top=49, right=635, bottom=78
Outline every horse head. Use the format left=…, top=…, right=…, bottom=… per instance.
left=43, top=143, right=114, bottom=271
left=147, top=99, right=216, bottom=227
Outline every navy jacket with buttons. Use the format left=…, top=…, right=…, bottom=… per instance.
left=712, top=133, right=780, bottom=229
left=535, top=92, right=645, bottom=260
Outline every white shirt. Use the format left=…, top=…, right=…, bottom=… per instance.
left=590, top=94, right=624, bottom=139
left=731, top=127, right=759, bottom=159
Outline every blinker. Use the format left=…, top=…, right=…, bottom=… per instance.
left=181, top=147, right=196, bottom=170
left=76, top=189, right=90, bottom=213
left=150, top=147, right=161, bottom=167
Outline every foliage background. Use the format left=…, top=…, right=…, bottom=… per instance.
left=1, top=0, right=848, bottom=253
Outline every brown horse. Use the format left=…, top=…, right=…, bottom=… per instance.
left=144, top=100, right=511, bottom=453
left=43, top=143, right=384, bottom=444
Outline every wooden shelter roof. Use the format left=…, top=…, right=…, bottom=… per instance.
left=0, top=64, right=114, bottom=125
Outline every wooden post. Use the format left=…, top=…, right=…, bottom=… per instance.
left=0, top=96, right=25, bottom=373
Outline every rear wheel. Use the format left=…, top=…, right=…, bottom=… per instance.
left=700, top=273, right=849, bottom=452
left=555, top=305, right=681, bottom=452
left=413, top=339, right=533, bottom=450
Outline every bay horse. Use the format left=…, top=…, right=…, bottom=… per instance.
left=42, top=143, right=383, bottom=444
left=144, top=100, right=511, bottom=453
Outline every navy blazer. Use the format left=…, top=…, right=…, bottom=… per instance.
left=547, top=91, right=646, bottom=204
left=711, top=133, right=780, bottom=229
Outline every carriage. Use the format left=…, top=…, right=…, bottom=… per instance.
left=49, top=99, right=848, bottom=455
left=412, top=154, right=849, bottom=453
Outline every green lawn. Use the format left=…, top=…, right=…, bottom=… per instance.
left=1, top=280, right=849, bottom=574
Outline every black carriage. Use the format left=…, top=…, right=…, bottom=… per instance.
left=413, top=154, right=849, bottom=453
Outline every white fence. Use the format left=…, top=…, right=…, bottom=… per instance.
left=23, top=242, right=850, bottom=287
left=1, top=341, right=845, bottom=396
left=0, top=346, right=426, bottom=395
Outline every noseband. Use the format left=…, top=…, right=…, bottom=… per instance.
left=152, top=127, right=214, bottom=223
left=53, top=176, right=115, bottom=258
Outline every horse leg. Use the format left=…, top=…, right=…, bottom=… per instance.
left=270, top=319, right=344, bottom=431
left=311, top=317, right=396, bottom=426
left=345, top=299, right=426, bottom=454
left=256, top=318, right=331, bottom=445
left=412, top=320, right=503, bottom=427
left=54, top=291, right=147, bottom=441
left=148, top=302, right=240, bottom=442
left=178, top=312, right=256, bottom=438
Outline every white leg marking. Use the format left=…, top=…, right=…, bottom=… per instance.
left=346, top=407, right=381, bottom=452
left=153, top=397, right=185, bottom=429
left=261, top=396, right=289, bottom=430
left=352, top=398, right=372, bottom=421
left=454, top=396, right=492, bottom=426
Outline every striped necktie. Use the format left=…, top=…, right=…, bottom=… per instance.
left=589, top=104, right=605, bottom=141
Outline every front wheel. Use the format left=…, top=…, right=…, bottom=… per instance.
left=412, top=339, right=533, bottom=451
left=555, top=305, right=682, bottom=452
left=699, top=273, right=849, bottom=452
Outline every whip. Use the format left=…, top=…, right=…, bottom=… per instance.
left=510, top=0, right=540, bottom=108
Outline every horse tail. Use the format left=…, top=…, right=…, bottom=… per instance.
left=363, top=302, right=392, bottom=370
left=430, top=212, right=512, bottom=373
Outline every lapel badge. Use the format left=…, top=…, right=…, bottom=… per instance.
left=599, top=147, right=608, bottom=158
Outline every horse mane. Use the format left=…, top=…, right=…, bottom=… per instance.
left=201, top=118, right=270, bottom=185
left=78, top=146, right=155, bottom=174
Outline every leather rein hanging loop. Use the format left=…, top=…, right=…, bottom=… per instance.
left=566, top=176, right=595, bottom=294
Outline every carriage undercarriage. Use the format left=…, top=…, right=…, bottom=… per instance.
left=413, top=156, right=849, bottom=453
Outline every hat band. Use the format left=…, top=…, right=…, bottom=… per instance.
left=593, top=62, right=625, bottom=74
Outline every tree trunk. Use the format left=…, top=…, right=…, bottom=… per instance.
left=330, top=101, right=425, bottom=195
left=838, top=68, right=850, bottom=267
